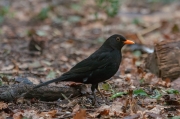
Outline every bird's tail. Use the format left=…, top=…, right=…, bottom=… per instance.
left=33, top=76, right=66, bottom=89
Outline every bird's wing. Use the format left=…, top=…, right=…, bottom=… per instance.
left=63, top=51, right=112, bottom=75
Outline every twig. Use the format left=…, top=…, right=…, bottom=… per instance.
left=61, top=93, right=71, bottom=103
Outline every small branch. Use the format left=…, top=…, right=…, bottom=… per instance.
left=0, top=84, right=83, bottom=102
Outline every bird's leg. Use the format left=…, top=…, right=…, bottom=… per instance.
left=95, top=84, right=109, bottom=104
left=91, top=84, right=98, bottom=106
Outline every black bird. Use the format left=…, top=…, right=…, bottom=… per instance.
left=33, top=34, right=134, bottom=105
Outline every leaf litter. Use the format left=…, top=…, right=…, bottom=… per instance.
left=0, top=0, right=180, bottom=118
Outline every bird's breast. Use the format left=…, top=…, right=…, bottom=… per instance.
left=84, top=50, right=121, bottom=84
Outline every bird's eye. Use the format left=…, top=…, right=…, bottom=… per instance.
left=116, top=37, right=120, bottom=41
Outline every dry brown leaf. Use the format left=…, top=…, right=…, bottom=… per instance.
left=137, top=66, right=144, bottom=74
left=143, top=73, right=154, bottom=84
left=12, top=59, right=19, bottom=71
left=27, top=77, right=40, bottom=85
left=110, top=101, right=124, bottom=116
left=13, top=112, right=23, bottom=119
left=73, top=109, right=86, bottom=119
left=165, top=78, right=171, bottom=87
left=99, top=109, right=110, bottom=116
left=60, top=55, right=68, bottom=62
left=73, top=104, right=80, bottom=113
left=0, top=102, right=8, bottom=110
left=1, top=65, right=14, bottom=71
left=125, top=77, right=131, bottom=82
left=48, top=110, right=57, bottom=117
left=18, top=63, right=29, bottom=69
left=132, top=57, right=137, bottom=66
left=0, top=111, right=10, bottom=119
left=130, top=98, right=138, bottom=114
left=22, top=110, right=39, bottom=119
left=39, top=110, right=57, bottom=118
left=88, top=105, right=110, bottom=118
left=123, top=113, right=141, bottom=119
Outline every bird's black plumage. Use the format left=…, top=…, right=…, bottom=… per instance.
left=33, top=34, right=134, bottom=105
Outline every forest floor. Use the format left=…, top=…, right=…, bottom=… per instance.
left=0, top=0, right=180, bottom=118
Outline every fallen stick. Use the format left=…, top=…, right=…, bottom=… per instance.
left=0, top=84, right=82, bottom=101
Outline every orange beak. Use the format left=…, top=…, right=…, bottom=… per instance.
left=124, top=40, right=135, bottom=44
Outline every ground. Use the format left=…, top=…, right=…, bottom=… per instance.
left=0, top=0, right=180, bottom=119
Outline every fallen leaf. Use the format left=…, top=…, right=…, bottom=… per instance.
left=165, top=78, right=171, bottom=87
left=28, top=61, right=42, bottom=69
left=22, top=110, right=39, bottom=119
left=111, top=92, right=127, bottom=99
left=133, top=89, right=147, bottom=96
left=0, top=111, right=10, bottom=119
left=60, top=55, right=68, bottom=62
left=73, top=104, right=80, bottom=113
left=13, top=112, right=23, bottom=119
left=1, top=65, right=14, bottom=71
left=46, top=71, right=56, bottom=79
left=0, top=102, right=8, bottom=110
left=27, top=77, right=40, bottom=85
left=73, top=109, right=86, bottom=119
left=123, top=113, right=140, bottom=119
left=18, top=63, right=28, bottom=69
left=89, top=105, right=110, bottom=118
left=12, top=59, right=19, bottom=71
left=39, top=110, right=57, bottom=118
left=102, top=82, right=110, bottom=91
left=100, top=109, right=109, bottom=116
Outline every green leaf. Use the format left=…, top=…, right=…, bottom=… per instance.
left=37, top=7, right=50, bottom=20
left=171, top=116, right=180, bottom=119
left=102, top=83, right=110, bottom=91
left=150, top=89, right=162, bottom=99
left=0, top=6, right=9, bottom=16
left=71, top=4, right=81, bottom=11
left=133, top=50, right=142, bottom=58
left=132, top=18, right=142, bottom=25
left=46, top=71, right=56, bottom=79
left=167, top=89, right=179, bottom=94
left=68, top=16, right=81, bottom=23
left=111, top=92, right=127, bottom=99
left=133, top=89, right=148, bottom=96
left=95, top=0, right=120, bottom=17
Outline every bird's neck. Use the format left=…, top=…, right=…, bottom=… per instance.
left=100, top=45, right=114, bottom=51
left=98, top=46, right=121, bottom=54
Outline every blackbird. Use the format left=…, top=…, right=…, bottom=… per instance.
left=33, top=34, right=134, bottom=105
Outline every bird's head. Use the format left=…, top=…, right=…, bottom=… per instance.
left=103, top=34, right=134, bottom=50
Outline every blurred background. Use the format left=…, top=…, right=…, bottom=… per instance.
left=1, top=0, right=180, bottom=118
left=0, top=0, right=180, bottom=81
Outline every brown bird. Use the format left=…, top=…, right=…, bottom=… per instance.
left=33, top=34, right=134, bottom=105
